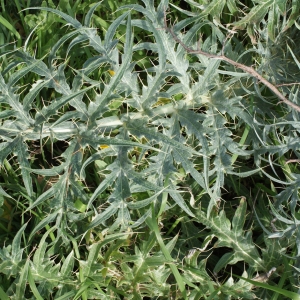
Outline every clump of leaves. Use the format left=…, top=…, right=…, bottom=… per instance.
left=1, top=0, right=300, bottom=298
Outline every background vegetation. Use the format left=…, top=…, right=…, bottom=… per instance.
left=1, top=0, right=300, bottom=299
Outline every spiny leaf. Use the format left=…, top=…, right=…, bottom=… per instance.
left=232, top=0, right=274, bottom=29
left=196, top=198, right=265, bottom=271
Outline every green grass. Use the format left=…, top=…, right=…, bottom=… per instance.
left=0, top=0, right=300, bottom=299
